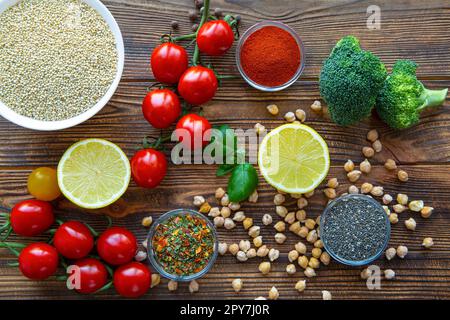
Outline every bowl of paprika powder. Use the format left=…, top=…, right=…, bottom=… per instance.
left=236, top=21, right=305, bottom=91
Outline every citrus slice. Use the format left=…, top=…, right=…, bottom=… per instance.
left=57, top=139, right=131, bottom=209
left=258, top=124, right=330, bottom=194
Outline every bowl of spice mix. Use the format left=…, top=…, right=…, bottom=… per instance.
left=0, top=0, right=124, bottom=131
left=147, top=209, right=218, bottom=281
left=320, top=194, right=391, bottom=266
left=236, top=20, right=305, bottom=91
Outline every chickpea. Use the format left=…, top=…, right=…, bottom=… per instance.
left=366, top=129, right=379, bottom=142
left=384, top=269, right=395, bottom=280
left=229, top=202, right=241, bottom=211
left=314, top=239, right=324, bottom=248
left=295, top=242, right=307, bottom=254
left=324, top=188, right=337, bottom=199
left=168, top=280, right=178, bottom=291
left=370, top=186, right=384, bottom=197
left=361, top=182, right=373, bottom=194
left=389, top=213, right=399, bottom=224
left=189, top=280, right=199, bottom=293
left=298, top=256, right=309, bottom=269
left=246, top=248, right=257, bottom=259
left=396, top=193, right=408, bottom=205
left=274, top=221, right=286, bottom=232
left=310, top=100, right=322, bottom=113
left=215, top=187, right=226, bottom=199
left=193, top=195, right=206, bottom=207
left=232, top=279, right=243, bottom=292
left=295, top=280, right=306, bottom=292
left=382, top=194, right=393, bottom=204
left=421, top=206, right=434, bottom=219
left=254, top=123, right=266, bottom=135
left=232, top=210, right=245, bottom=222
left=262, top=214, right=273, bottom=225
left=306, top=229, right=318, bottom=243
left=320, top=252, right=331, bottom=265
left=243, top=217, right=253, bottom=230
left=229, top=243, right=239, bottom=255
left=239, top=240, right=251, bottom=252
left=199, top=202, right=211, bottom=214
left=384, top=159, right=397, bottom=170
left=151, top=274, right=161, bottom=288
left=258, top=261, right=271, bottom=275
left=362, top=146, right=375, bottom=158
left=405, top=217, right=416, bottom=231
left=275, top=233, right=287, bottom=244
left=308, top=257, right=320, bottom=269
left=266, top=104, right=279, bottom=115
left=397, top=170, right=409, bottom=182
left=248, top=226, right=261, bottom=238
left=224, top=218, right=236, bottom=230
left=286, top=264, right=297, bottom=275
left=347, top=170, right=362, bottom=182
left=296, top=210, right=307, bottom=221
left=348, top=185, right=359, bottom=194
left=297, top=197, right=308, bottom=209
left=360, top=268, right=372, bottom=280
left=372, top=140, right=382, bottom=153
left=253, top=236, right=263, bottom=248
left=221, top=194, right=230, bottom=206
left=218, top=242, right=228, bottom=255
left=274, top=193, right=286, bottom=205
left=276, top=206, right=288, bottom=218
left=422, top=237, right=434, bottom=248
left=304, top=218, right=316, bottom=230
left=385, top=247, right=396, bottom=260
left=236, top=251, right=248, bottom=262
left=304, top=190, right=315, bottom=198
left=344, top=160, right=355, bottom=172
left=268, top=248, right=280, bottom=261
left=221, top=207, right=232, bottom=218
left=298, top=226, right=309, bottom=238
left=209, top=207, right=221, bottom=218
left=393, top=204, right=407, bottom=213
left=268, top=286, right=279, bottom=300
left=288, top=250, right=299, bottom=262
left=397, top=245, right=408, bottom=258
left=409, top=200, right=424, bottom=212
left=248, top=190, right=258, bottom=203
left=322, top=290, right=332, bottom=300
left=141, top=216, right=153, bottom=227
left=214, top=216, right=224, bottom=227
left=284, top=212, right=296, bottom=224
left=295, top=109, right=306, bottom=122
left=289, top=221, right=302, bottom=234
left=304, top=267, right=316, bottom=278
left=257, top=245, right=269, bottom=257
left=284, top=111, right=296, bottom=122
left=327, top=178, right=339, bottom=188
left=360, top=159, right=372, bottom=174
left=312, top=247, right=322, bottom=259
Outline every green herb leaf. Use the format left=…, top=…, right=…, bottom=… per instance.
left=210, top=124, right=238, bottom=164
left=216, top=163, right=236, bottom=177
left=227, top=163, right=258, bottom=202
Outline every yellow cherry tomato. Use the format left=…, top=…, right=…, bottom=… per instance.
left=27, top=167, right=61, bottom=201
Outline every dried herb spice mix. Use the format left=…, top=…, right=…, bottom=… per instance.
left=0, top=0, right=117, bottom=121
left=321, top=195, right=389, bottom=263
left=152, top=212, right=216, bottom=276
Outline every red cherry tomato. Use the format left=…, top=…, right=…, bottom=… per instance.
left=19, top=243, right=59, bottom=280
left=131, top=149, right=167, bottom=189
left=113, top=262, right=151, bottom=298
left=178, top=66, right=218, bottom=105
left=142, top=89, right=181, bottom=129
left=175, top=113, right=212, bottom=150
left=53, top=221, right=94, bottom=259
left=197, top=20, right=234, bottom=56
left=72, top=258, right=108, bottom=294
left=151, top=42, right=188, bottom=84
left=97, top=227, right=137, bottom=266
left=10, top=200, right=54, bottom=237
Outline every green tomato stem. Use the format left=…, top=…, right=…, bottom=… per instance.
left=172, top=33, right=197, bottom=41
left=192, top=0, right=210, bottom=66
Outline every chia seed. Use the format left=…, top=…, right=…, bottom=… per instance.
left=321, top=194, right=389, bottom=264
left=0, top=0, right=117, bottom=121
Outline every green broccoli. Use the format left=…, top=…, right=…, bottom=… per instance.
left=319, top=36, right=387, bottom=126
left=376, top=60, right=448, bottom=129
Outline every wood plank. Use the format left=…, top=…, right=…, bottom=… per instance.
left=0, top=0, right=449, bottom=300
left=0, top=80, right=448, bottom=166
left=0, top=165, right=449, bottom=299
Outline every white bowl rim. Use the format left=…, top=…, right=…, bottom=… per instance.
left=0, top=0, right=125, bottom=131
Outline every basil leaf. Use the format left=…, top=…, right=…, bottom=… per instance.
left=216, top=164, right=236, bottom=177
left=210, top=124, right=237, bottom=165
left=227, top=163, right=258, bottom=202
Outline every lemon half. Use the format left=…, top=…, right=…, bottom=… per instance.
left=57, top=139, right=131, bottom=209
left=258, top=124, right=330, bottom=194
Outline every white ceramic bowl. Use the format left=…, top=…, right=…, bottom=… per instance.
left=0, top=0, right=124, bottom=131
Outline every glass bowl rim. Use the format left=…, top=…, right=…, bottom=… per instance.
left=235, top=20, right=306, bottom=92
left=320, top=194, right=391, bottom=267
left=146, top=208, right=219, bottom=282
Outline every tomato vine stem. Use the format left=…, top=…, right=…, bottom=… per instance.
left=192, top=0, right=210, bottom=66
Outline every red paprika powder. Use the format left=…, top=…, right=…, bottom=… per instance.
left=240, top=26, right=301, bottom=87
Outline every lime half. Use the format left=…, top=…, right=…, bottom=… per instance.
left=258, top=124, right=330, bottom=194
left=57, top=139, right=130, bottom=209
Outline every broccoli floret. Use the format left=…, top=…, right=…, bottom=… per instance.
left=319, top=36, right=387, bottom=126
left=376, top=60, right=448, bottom=129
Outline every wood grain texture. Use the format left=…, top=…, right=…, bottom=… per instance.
left=0, top=0, right=449, bottom=300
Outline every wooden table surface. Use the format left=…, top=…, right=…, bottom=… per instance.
left=0, top=0, right=449, bottom=300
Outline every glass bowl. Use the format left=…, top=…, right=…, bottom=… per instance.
left=147, top=209, right=218, bottom=282
left=235, top=20, right=306, bottom=92
left=320, top=194, right=391, bottom=266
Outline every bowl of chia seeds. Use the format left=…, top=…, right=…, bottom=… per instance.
left=0, top=0, right=124, bottom=131
left=320, top=194, right=390, bottom=266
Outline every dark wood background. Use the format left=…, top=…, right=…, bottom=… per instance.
left=0, top=0, right=449, bottom=299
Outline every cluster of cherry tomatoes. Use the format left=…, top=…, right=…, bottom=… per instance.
left=130, top=13, right=237, bottom=190
left=2, top=199, right=150, bottom=298
left=2, top=166, right=151, bottom=298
